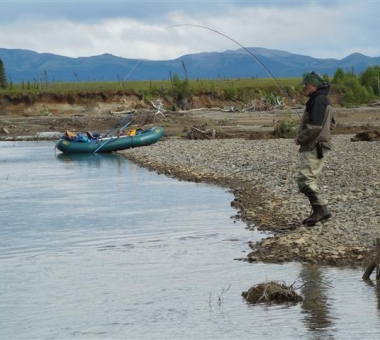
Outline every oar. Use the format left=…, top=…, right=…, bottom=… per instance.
left=103, top=111, right=134, bottom=137
left=95, top=121, right=131, bottom=153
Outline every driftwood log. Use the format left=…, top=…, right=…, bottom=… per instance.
left=351, top=130, right=380, bottom=142
left=362, top=238, right=380, bottom=280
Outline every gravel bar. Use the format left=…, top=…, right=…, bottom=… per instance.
left=118, top=135, right=380, bottom=267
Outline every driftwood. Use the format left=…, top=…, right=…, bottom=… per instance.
left=151, top=98, right=166, bottom=116
left=109, top=110, right=134, bottom=115
left=185, top=126, right=229, bottom=140
left=362, top=238, right=380, bottom=280
left=242, top=98, right=284, bottom=112
left=351, top=130, right=380, bottom=142
left=368, top=100, right=380, bottom=107
left=221, top=106, right=239, bottom=112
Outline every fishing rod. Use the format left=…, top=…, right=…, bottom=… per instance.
left=103, top=111, right=134, bottom=137
left=167, top=24, right=301, bottom=118
left=94, top=120, right=131, bottom=153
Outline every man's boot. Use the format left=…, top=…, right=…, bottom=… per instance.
left=302, top=205, right=317, bottom=225
left=301, top=188, right=318, bottom=225
left=304, top=205, right=332, bottom=226
left=301, top=186, right=320, bottom=225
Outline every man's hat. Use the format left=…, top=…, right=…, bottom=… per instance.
left=299, top=71, right=325, bottom=86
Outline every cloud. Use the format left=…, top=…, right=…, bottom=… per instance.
left=0, top=1, right=379, bottom=60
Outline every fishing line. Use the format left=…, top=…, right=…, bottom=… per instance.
left=87, top=58, right=140, bottom=133
left=122, top=59, right=142, bottom=82
left=167, top=23, right=301, bottom=118
left=168, top=23, right=303, bottom=229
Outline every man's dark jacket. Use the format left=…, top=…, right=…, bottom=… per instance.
left=297, top=86, right=335, bottom=152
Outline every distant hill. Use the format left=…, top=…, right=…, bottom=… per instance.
left=0, top=47, right=379, bottom=83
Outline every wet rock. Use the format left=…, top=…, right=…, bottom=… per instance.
left=242, top=281, right=303, bottom=304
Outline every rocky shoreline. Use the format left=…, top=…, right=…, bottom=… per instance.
left=118, top=135, right=380, bottom=267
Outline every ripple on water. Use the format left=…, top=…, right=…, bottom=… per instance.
left=1, top=142, right=380, bottom=339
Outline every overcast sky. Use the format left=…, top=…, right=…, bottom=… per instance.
left=0, top=0, right=379, bottom=61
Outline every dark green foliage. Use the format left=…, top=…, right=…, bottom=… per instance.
left=0, top=58, right=8, bottom=89
left=331, top=67, right=377, bottom=105
left=359, top=66, right=380, bottom=96
left=342, top=73, right=375, bottom=105
left=332, top=68, right=345, bottom=84
left=170, top=73, right=191, bottom=108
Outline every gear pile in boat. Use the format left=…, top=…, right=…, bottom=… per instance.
left=62, top=129, right=144, bottom=143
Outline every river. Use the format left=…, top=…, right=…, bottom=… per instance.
left=1, top=141, right=379, bottom=340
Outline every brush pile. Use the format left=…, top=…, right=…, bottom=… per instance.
left=185, top=126, right=229, bottom=139
left=130, top=109, right=159, bottom=125
left=242, top=281, right=303, bottom=304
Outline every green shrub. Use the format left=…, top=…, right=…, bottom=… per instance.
left=38, top=107, right=53, bottom=116
left=264, top=92, right=284, bottom=106
left=170, top=73, right=191, bottom=108
left=223, top=88, right=236, bottom=101
left=273, top=115, right=299, bottom=138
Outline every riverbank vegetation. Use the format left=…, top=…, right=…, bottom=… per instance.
left=0, top=59, right=379, bottom=110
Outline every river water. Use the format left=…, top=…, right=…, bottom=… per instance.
left=1, top=141, right=380, bottom=340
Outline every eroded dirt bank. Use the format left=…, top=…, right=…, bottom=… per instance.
left=1, top=92, right=380, bottom=140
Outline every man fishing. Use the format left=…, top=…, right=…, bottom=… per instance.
left=295, top=71, right=335, bottom=226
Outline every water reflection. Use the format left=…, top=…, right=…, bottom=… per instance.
left=55, top=153, right=132, bottom=177
left=364, top=280, right=380, bottom=310
left=300, top=264, right=332, bottom=337
left=55, top=152, right=120, bottom=167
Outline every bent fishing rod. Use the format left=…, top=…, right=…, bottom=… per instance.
left=167, top=24, right=301, bottom=119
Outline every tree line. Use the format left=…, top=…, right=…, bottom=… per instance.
left=330, top=66, right=380, bottom=105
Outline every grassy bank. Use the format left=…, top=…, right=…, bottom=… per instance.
left=0, top=77, right=359, bottom=114
left=3, top=77, right=300, bottom=93
left=0, top=77, right=301, bottom=107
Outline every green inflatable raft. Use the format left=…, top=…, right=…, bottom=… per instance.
left=56, top=126, right=165, bottom=154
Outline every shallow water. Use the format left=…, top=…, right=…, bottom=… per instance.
left=1, top=141, right=380, bottom=340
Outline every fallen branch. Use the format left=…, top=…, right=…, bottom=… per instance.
left=109, top=110, right=133, bottom=115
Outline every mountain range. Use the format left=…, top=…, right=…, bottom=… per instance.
left=0, top=47, right=379, bottom=83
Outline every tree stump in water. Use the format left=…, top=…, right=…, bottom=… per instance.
left=362, top=238, right=380, bottom=280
